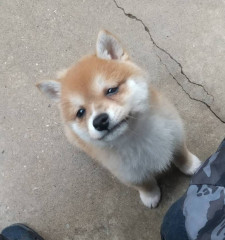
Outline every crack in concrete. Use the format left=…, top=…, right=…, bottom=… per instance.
left=158, top=58, right=225, bottom=123
left=113, top=0, right=225, bottom=123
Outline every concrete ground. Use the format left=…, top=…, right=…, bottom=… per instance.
left=1, top=0, right=225, bottom=239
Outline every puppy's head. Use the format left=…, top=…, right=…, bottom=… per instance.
left=37, top=30, right=149, bottom=145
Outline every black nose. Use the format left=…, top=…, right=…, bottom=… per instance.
left=93, top=113, right=109, bottom=131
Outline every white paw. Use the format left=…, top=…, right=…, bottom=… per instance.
left=139, top=187, right=161, bottom=208
left=183, top=153, right=202, bottom=175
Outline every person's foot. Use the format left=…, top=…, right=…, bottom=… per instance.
left=1, top=224, right=44, bottom=240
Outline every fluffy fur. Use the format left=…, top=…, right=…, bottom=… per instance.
left=37, top=30, right=201, bottom=208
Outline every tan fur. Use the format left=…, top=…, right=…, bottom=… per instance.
left=63, top=86, right=160, bottom=161
left=59, top=55, right=142, bottom=137
left=61, top=55, right=140, bottom=95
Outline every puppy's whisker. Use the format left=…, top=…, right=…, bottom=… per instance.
left=123, top=119, right=140, bottom=137
left=128, top=114, right=138, bottom=120
left=127, top=128, right=140, bottom=137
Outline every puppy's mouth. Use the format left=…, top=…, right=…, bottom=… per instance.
left=100, top=117, right=130, bottom=140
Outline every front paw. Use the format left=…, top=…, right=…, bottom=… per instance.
left=182, top=153, right=202, bottom=175
left=139, top=187, right=161, bottom=208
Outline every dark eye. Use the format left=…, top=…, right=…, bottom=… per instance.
left=76, top=108, right=86, bottom=118
left=106, top=87, right=119, bottom=96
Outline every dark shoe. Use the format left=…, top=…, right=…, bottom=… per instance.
left=1, top=224, right=44, bottom=240
left=0, top=235, right=8, bottom=240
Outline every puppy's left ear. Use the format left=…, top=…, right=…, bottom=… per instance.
left=36, top=80, right=61, bottom=102
left=96, top=30, right=129, bottom=61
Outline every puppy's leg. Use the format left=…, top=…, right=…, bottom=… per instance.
left=174, top=144, right=201, bottom=175
left=133, top=179, right=161, bottom=208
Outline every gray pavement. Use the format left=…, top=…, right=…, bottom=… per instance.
left=1, top=0, right=225, bottom=239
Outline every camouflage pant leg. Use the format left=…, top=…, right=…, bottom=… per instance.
left=161, top=138, right=225, bottom=240
left=161, top=195, right=189, bottom=240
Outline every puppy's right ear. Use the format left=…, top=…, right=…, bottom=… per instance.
left=96, top=30, right=129, bottom=61
left=36, top=80, right=61, bottom=102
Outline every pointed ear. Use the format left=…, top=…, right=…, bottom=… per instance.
left=36, top=80, right=61, bottom=102
left=96, top=30, right=129, bottom=61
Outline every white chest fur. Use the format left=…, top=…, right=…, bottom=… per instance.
left=98, top=111, right=184, bottom=184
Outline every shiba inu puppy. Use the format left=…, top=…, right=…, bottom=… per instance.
left=37, top=30, right=201, bottom=208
